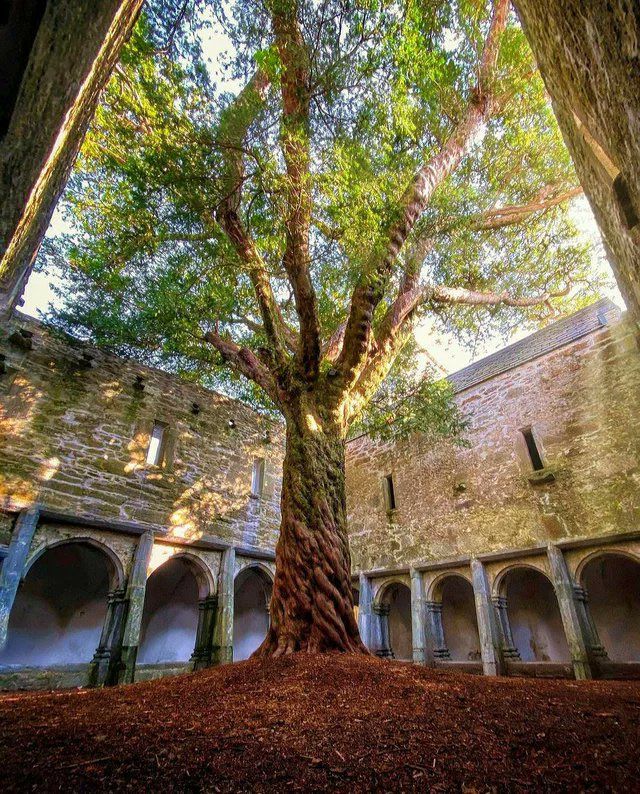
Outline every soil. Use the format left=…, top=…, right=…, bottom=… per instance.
left=1, top=653, right=639, bottom=792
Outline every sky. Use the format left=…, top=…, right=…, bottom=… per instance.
left=17, top=8, right=625, bottom=376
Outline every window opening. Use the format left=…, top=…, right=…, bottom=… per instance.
left=251, top=458, right=266, bottom=498
left=521, top=427, right=544, bottom=471
left=383, top=474, right=396, bottom=511
left=146, top=421, right=167, bottom=466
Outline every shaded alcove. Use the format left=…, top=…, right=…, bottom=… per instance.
left=503, top=567, right=570, bottom=663
left=439, top=576, right=481, bottom=662
left=137, top=556, right=205, bottom=665
left=233, top=567, right=272, bottom=661
left=382, top=582, right=412, bottom=661
left=0, top=541, right=115, bottom=667
left=581, top=553, right=640, bottom=662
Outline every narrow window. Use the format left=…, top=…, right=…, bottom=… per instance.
left=146, top=421, right=167, bottom=466
left=521, top=427, right=544, bottom=471
left=251, top=457, right=266, bottom=498
left=383, top=473, right=396, bottom=511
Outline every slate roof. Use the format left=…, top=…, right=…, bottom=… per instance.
left=448, top=298, right=622, bottom=394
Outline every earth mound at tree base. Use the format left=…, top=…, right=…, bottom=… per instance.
left=1, top=653, right=639, bottom=791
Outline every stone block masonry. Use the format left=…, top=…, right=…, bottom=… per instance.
left=0, top=315, right=284, bottom=550
left=346, top=305, right=640, bottom=573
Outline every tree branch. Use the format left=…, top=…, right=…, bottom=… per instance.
left=333, top=0, right=510, bottom=397
left=215, top=69, right=293, bottom=368
left=347, top=279, right=570, bottom=422
left=272, top=0, right=321, bottom=380
left=204, top=330, right=277, bottom=401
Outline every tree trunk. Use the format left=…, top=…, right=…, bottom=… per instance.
left=254, top=403, right=367, bottom=656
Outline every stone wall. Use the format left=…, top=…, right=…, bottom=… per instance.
left=512, top=0, right=640, bottom=321
left=0, top=316, right=284, bottom=550
left=346, top=315, right=640, bottom=573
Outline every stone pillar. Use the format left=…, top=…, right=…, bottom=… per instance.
left=491, top=596, right=521, bottom=661
left=211, top=547, right=235, bottom=665
left=118, top=531, right=154, bottom=684
left=0, top=506, right=39, bottom=650
left=410, top=568, right=430, bottom=665
left=190, top=595, right=219, bottom=671
left=546, top=544, right=592, bottom=680
left=470, top=558, right=503, bottom=676
left=372, top=603, right=393, bottom=658
left=357, top=573, right=374, bottom=650
left=87, top=587, right=127, bottom=687
left=0, top=0, right=145, bottom=317
left=426, top=601, right=450, bottom=661
left=573, top=585, right=609, bottom=667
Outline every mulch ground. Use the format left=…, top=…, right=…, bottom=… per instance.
left=1, top=654, right=639, bottom=792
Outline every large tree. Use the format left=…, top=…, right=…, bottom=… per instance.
left=39, top=0, right=604, bottom=656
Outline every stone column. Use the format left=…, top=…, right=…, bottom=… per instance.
left=410, top=568, right=430, bottom=665
left=118, top=531, right=154, bottom=684
left=491, top=596, right=521, bottom=661
left=372, top=603, right=393, bottom=658
left=546, top=544, right=592, bottom=680
left=357, top=573, right=374, bottom=650
left=211, top=547, right=235, bottom=665
left=470, top=558, right=503, bottom=676
left=426, top=601, right=450, bottom=661
left=87, top=587, right=127, bottom=687
left=0, top=506, right=39, bottom=650
left=573, top=585, right=609, bottom=666
left=190, top=595, right=219, bottom=671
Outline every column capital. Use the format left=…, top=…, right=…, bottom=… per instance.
left=372, top=603, right=390, bottom=617
left=425, top=600, right=443, bottom=614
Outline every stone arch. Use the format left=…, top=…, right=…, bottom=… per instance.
left=377, top=579, right=412, bottom=661
left=170, top=551, right=215, bottom=599
left=25, top=535, right=125, bottom=590
left=0, top=539, right=117, bottom=668
left=431, top=573, right=480, bottom=663
left=137, top=554, right=207, bottom=666
left=233, top=564, right=273, bottom=661
left=497, top=564, right=570, bottom=664
left=575, top=547, right=640, bottom=584
left=578, top=550, right=640, bottom=662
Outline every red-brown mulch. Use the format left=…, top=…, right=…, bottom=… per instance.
left=1, top=653, right=639, bottom=792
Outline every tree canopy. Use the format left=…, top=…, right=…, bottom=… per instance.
left=38, top=0, right=605, bottom=439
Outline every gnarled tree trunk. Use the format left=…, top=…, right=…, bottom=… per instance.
left=254, top=398, right=367, bottom=656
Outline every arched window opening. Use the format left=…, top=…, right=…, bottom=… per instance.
left=582, top=554, right=640, bottom=663
left=381, top=582, right=412, bottom=661
left=504, top=568, right=570, bottom=663
left=0, top=542, right=114, bottom=668
left=137, top=557, right=201, bottom=665
left=233, top=568, right=272, bottom=661
left=440, top=577, right=481, bottom=663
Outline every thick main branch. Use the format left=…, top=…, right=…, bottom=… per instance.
left=334, top=0, right=510, bottom=398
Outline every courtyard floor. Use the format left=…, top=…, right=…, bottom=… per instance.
left=1, top=653, right=639, bottom=791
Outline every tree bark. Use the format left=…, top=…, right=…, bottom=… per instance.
left=254, top=399, right=367, bottom=656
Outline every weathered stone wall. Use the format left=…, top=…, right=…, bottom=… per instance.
left=0, top=316, right=284, bottom=550
left=0, top=0, right=145, bottom=316
left=513, top=0, right=640, bottom=321
left=346, top=316, right=640, bottom=572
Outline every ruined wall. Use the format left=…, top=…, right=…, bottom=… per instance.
left=513, top=0, right=640, bottom=320
left=0, top=316, right=283, bottom=550
left=0, top=0, right=145, bottom=316
left=346, top=317, right=640, bottom=572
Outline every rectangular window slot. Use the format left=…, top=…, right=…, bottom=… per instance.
left=146, top=421, right=167, bottom=466
left=251, top=457, right=266, bottom=498
left=521, top=427, right=544, bottom=471
left=383, top=474, right=396, bottom=511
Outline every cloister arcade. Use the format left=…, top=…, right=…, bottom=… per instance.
left=233, top=565, right=272, bottom=661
